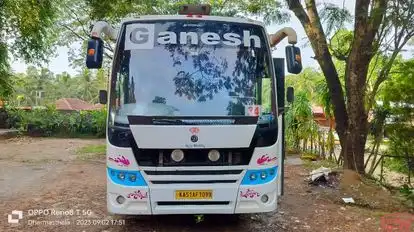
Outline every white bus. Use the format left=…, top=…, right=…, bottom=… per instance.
left=85, top=4, right=302, bottom=215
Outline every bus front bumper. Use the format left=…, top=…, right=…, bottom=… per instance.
left=107, top=179, right=278, bottom=215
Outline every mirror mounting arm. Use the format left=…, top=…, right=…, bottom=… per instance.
left=90, top=21, right=118, bottom=41
left=268, top=27, right=298, bottom=48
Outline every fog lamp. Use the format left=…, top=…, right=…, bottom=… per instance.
left=171, top=149, right=184, bottom=162
left=116, top=195, right=126, bottom=204
left=261, top=194, right=269, bottom=203
left=208, top=150, right=220, bottom=162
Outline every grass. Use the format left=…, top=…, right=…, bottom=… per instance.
left=303, top=158, right=340, bottom=170
left=383, top=156, right=413, bottom=175
left=76, top=144, right=106, bottom=160
left=286, top=147, right=301, bottom=155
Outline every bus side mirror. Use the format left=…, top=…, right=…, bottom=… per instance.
left=99, top=90, right=107, bottom=104
left=86, top=38, right=104, bottom=69
left=286, top=46, right=302, bottom=74
left=287, top=87, right=294, bottom=103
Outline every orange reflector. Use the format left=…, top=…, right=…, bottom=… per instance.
left=88, top=48, right=95, bottom=56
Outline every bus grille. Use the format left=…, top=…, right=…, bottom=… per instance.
left=132, top=146, right=254, bottom=167
left=157, top=201, right=230, bottom=206
left=143, top=169, right=243, bottom=185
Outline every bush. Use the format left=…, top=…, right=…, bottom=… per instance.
left=5, top=106, right=107, bottom=138
left=384, top=124, right=414, bottom=175
left=301, top=152, right=319, bottom=161
left=399, top=184, right=414, bottom=206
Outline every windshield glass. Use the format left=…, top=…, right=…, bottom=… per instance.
left=110, top=20, right=274, bottom=125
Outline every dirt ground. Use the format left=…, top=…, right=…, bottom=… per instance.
left=0, top=137, right=412, bottom=232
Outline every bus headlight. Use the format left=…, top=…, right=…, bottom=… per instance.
left=171, top=149, right=184, bottom=162
left=260, top=171, right=267, bottom=179
left=208, top=150, right=220, bottom=162
left=107, top=167, right=147, bottom=186
left=128, top=174, right=136, bottom=182
left=250, top=173, right=257, bottom=180
left=241, top=166, right=278, bottom=185
left=117, top=172, right=125, bottom=180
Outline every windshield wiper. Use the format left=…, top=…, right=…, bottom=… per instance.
left=152, top=119, right=190, bottom=125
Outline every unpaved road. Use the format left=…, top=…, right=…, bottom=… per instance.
left=0, top=137, right=406, bottom=232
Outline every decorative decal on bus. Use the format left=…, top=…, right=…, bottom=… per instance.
left=189, top=127, right=200, bottom=134
left=125, top=23, right=262, bottom=50
left=245, top=105, right=262, bottom=116
left=127, top=190, right=148, bottom=200
left=108, top=155, right=131, bottom=167
left=240, top=189, right=260, bottom=198
left=256, top=154, right=277, bottom=165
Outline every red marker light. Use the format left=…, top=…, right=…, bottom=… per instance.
left=87, top=48, right=95, bottom=56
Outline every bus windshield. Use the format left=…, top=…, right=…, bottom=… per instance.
left=110, top=20, right=274, bottom=125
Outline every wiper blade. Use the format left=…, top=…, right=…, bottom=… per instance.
left=152, top=119, right=190, bottom=125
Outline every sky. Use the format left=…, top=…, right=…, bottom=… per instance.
left=9, top=0, right=413, bottom=75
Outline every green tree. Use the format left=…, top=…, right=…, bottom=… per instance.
left=286, top=67, right=324, bottom=102
left=0, top=0, right=58, bottom=99
left=57, top=0, right=289, bottom=68
left=286, top=0, right=414, bottom=173
left=286, top=91, right=314, bottom=150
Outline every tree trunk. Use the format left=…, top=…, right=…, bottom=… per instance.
left=368, top=142, right=381, bottom=175
left=310, top=133, right=314, bottom=152
left=286, top=0, right=348, bottom=143
left=341, top=0, right=387, bottom=174
left=322, top=132, right=326, bottom=158
left=287, top=0, right=386, bottom=174
left=365, top=143, right=377, bottom=170
left=294, top=130, right=300, bottom=150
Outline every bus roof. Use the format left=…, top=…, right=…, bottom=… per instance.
left=119, top=15, right=266, bottom=27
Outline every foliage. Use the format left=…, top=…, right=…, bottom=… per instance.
left=399, top=184, right=414, bottom=206
left=384, top=124, right=414, bottom=175
left=318, top=3, right=353, bottom=37
left=379, top=58, right=414, bottom=176
left=58, top=0, right=289, bottom=69
left=8, top=66, right=106, bottom=106
left=0, top=43, right=12, bottom=99
left=5, top=106, right=107, bottom=137
left=285, top=68, right=337, bottom=160
left=300, top=152, right=319, bottom=161
left=380, top=59, right=414, bottom=105
left=328, top=29, right=353, bottom=61
left=286, top=67, right=324, bottom=102
left=86, top=0, right=289, bottom=24
left=285, top=91, right=313, bottom=149
left=2, top=0, right=58, bottom=62
left=0, top=0, right=59, bottom=99
left=286, top=0, right=414, bottom=173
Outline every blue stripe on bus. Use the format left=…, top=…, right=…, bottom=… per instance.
left=241, top=166, right=278, bottom=185
left=107, top=167, right=147, bottom=186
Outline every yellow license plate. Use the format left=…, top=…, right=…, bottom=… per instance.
left=175, top=190, right=213, bottom=200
